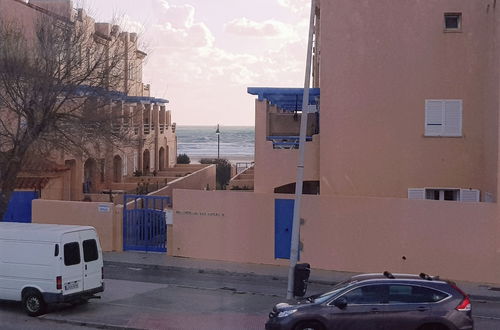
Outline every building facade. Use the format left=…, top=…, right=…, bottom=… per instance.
left=252, top=0, right=500, bottom=204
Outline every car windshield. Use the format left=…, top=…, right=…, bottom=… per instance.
left=311, top=279, right=358, bottom=304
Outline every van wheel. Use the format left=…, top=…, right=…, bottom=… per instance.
left=22, top=290, right=46, bottom=317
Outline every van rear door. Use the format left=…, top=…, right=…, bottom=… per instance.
left=80, top=229, right=102, bottom=291
left=61, top=233, right=84, bottom=295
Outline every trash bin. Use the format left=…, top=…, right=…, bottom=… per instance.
left=293, top=263, right=311, bottom=297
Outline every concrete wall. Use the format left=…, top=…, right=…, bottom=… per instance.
left=151, top=165, right=216, bottom=200
left=173, top=189, right=500, bottom=284
left=32, top=199, right=123, bottom=252
left=319, top=0, right=500, bottom=199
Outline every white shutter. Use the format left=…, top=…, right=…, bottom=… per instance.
left=133, top=151, right=138, bottom=172
left=408, top=188, right=425, bottom=200
left=425, top=100, right=444, bottom=136
left=460, top=189, right=480, bottom=202
left=443, top=100, right=462, bottom=136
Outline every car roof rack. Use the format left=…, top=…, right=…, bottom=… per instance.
left=419, top=272, right=440, bottom=281
left=383, top=271, right=395, bottom=279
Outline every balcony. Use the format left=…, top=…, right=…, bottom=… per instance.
left=267, top=136, right=313, bottom=149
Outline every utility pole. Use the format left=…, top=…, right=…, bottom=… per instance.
left=286, top=0, right=316, bottom=300
left=216, top=124, right=220, bottom=159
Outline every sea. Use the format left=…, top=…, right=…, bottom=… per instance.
left=176, top=126, right=255, bottom=164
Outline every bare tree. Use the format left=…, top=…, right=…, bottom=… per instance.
left=0, top=8, right=135, bottom=219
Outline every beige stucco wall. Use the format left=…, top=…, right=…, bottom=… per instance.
left=150, top=164, right=216, bottom=199
left=173, top=189, right=500, bottom=284
left=319, top=0, right=500, bottom=199
left=32, top=199, right=123, bottom=252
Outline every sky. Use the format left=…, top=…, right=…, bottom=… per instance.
left=80, top=0, right=311, bottom=126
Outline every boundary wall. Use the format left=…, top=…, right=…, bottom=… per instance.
left=172, top=190, right=500, bottom=284
left=32, top=200, right=123, bottom=252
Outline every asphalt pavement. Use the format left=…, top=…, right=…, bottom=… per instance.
left=1, top=251, right=500, bottom=330
left=102, top=251, right=500, bottom=302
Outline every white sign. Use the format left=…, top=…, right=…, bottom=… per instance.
left=98, top=204, right=111, bottom=213
left=165, top=209, right=173, bottom=225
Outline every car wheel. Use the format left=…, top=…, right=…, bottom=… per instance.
left=22, top=290, right=46, bottom=317
left=293, top=321, right=325, bottom=330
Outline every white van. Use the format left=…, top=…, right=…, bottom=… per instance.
left=0, top=223, right=104, bottom=316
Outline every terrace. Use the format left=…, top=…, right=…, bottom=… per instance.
left=247, top=87, right=320, bottom=149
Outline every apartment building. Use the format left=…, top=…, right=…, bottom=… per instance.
left=251, top=0, right=499, bottom=203
left=0, top=0, right=177, bottom=201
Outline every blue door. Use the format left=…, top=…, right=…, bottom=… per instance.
left=2, top=191, right=38, bottom=223
left=275, top=199, right=294, bottom=259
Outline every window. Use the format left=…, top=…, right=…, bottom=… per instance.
left=64, top=242, right=81, bottom=266
left=444, top=13, right=462, bottom=31
left=425, top=99, right=462, bottom=137
left=128, top=62, right=135, bottom=80
left=388, top=285, right=448, bottom=304
left=426, top=189, right=459, bottom=201
left=408, top=188, right=480, bottom=202
left=83, top=239, right=99, bottom=262
left=342, top=285, right=388, bottom=305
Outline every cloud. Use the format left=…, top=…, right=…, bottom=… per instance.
left=277, top=0, right=310, bottom=14
left=117, top=15, right=146, bottom=34
left=139, top=0, right=309, bottom=124
left=224, top=17, right=297, bottom=39
left=146, top=1, right=214, bottom=48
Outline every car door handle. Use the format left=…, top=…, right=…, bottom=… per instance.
left=417, top=306, right=429, bottom=312
left=370, top=308, right=381, bottom=313
left=85, top=264, right=87, bottom=270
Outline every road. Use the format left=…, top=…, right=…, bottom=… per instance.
left=0, top=262, right=499, bottom=329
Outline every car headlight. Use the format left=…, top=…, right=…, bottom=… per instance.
left=277, top=309, right=298, bottom=318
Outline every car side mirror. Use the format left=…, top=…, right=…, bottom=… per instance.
left=333, top=297, right=348, bottom=309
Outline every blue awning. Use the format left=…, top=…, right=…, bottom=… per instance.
left=247, top=87, right=320, bottom=112
left=73, top=86, right=169, bottom=104
left=124, top=96, right=169, bottom=104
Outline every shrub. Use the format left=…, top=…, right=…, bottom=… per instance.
left=200, top=158, right=231, bottom=189
left=177, top=153, right=191, bottom=164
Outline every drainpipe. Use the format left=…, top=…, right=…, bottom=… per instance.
left=286, top=0, right=316, bottom=300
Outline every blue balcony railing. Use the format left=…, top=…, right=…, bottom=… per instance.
left=267, top=136, right=313, bottom=149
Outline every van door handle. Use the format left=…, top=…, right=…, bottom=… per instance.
left=85, top=265, right=87, bottom=270
left=370, top=308, right=381, bottom=313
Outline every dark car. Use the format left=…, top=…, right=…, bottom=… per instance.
left=266, top=272, right=473, bottom=330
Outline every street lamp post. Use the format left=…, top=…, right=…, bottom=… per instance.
left=286, top=0, right=316, bottom=300
left=216, top=124, right=220, bottom=159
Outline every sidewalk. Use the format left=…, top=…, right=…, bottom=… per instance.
left=104, top=251, right=500, bottom=302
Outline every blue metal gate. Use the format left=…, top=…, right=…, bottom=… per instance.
left=2, top=191, right=39, bottom=223
left=123, top=195, right=170, bottom=252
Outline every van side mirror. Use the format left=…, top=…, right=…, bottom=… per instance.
left=333, top=297, right=348, bottom=309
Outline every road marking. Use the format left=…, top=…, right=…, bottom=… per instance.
left=475, top=315, right=500, bottom=321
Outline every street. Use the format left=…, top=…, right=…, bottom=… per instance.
left=0, top=262, right=499, bottom=329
